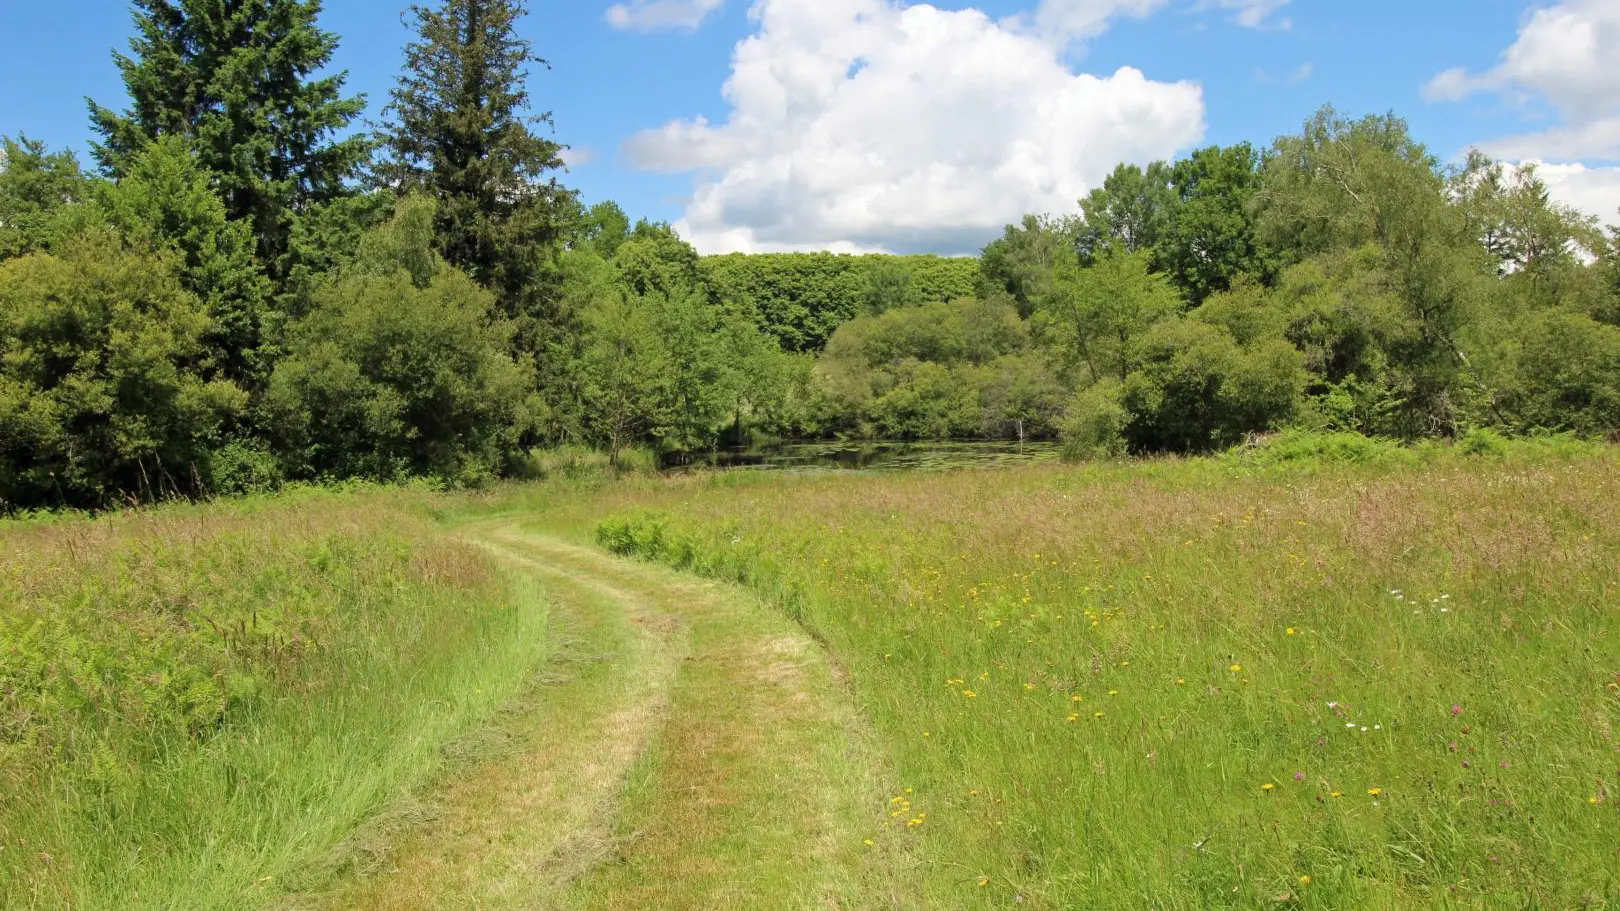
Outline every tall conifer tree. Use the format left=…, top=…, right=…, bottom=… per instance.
left=87, top=0, right=368, bottom=278
left=375, top=0, right=572, bottom=331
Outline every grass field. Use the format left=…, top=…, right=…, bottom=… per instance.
left=566, top=440, right=1620, bottom=909
left=0, top=489, right=554, bottom=908
left=2, top=439, right=1617, bottom=909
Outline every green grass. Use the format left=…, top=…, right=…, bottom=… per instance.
left=0, top=490, right=554, bottom=909
left=4, top=437, right=1618, bottom=910
left=535, top=439, right=1620, bottom=910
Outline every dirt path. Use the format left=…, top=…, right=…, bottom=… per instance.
left=295, top=526, right=914, bottom=911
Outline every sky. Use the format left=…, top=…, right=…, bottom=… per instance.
left=1, top=0, right=1617, bottom=255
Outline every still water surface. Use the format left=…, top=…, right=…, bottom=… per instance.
left=664, top=441, right=1062, bottom=472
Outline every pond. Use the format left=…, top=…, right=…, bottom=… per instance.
left=662, top=440, right=1064, bottom=473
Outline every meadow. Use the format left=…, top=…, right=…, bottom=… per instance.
left=572, top=437, right=1620, bottom=910
left=0, top=488, right=554, bottom=908
left=1, top=438, right=1617, bottom=909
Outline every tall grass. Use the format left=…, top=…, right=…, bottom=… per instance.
left=580, top=440, right=1620, bottom=909
left=0, top=490, right=552, bottom=908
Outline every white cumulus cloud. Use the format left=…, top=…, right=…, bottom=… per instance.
left=1532, top=160, right=1620, bottom=227
left=624, top=0, right=1206, bottom=254
left=1426, top=0, right=1620, bottom=229
left=606, top=0, right=729, bottom=32
left=1425, top=0, right=1620, bottom=161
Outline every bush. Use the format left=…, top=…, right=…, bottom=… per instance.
left=0, top=229, right=246, bottom=509
left=207, top=439, right=284, bottom=496
left=1061, top=380, right=1129, bottom=459
left=1455, top=427, right=1509, bottom=457
left=1229, top=430, right=1414, bottom=467
left=265, top=197, right=534, bottom=485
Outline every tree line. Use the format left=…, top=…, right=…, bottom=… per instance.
left=811, top=113, right=1620, bottom=454
left=3, top=0, right=1619, bottom=510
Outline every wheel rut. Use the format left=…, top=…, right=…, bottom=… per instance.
left=294, top=525, right=912, bottom=911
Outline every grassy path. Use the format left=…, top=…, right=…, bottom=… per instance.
left=296, top=525, right=913, bottom=911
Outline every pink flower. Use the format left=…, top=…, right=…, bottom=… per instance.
left=1294, top=771, right=1306, bottom=781
left=1451, top=704, right=1463, bottom=716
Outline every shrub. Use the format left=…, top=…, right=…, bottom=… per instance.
left=1061, top=380, right=1130, bottom=460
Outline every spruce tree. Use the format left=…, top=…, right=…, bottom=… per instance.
left=376, top=0, right=573, bottom=329
left=87, top=0, right=368, bottom=278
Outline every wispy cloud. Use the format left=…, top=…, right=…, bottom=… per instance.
left=1198, top=0, right=1293, bottom=30
left=606, top=0, right=728, bottom=33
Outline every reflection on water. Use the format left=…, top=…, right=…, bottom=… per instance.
left=663, top=441, right=1063, bottom=472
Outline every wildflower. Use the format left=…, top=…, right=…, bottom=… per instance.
left=1294, top=771, right=1306, bottom=781
left=1071, top=695, right=1083, bottom=703
left=1230, top=664, right=1243, bottom=673
left=1287, top=628, right=1297, bottom=636
left=1330, top=792, right=1342, bottom=798
left=864, top=839, right=874, bottom=846
left=1108, top=690, right=1119, bottom=696
left=1024, top=683, right=1037, bottom=691
left=1451, top=705, right=1463, bottom=716
left=962, top=689, right=977, bottom=698
left=1262, top=783, right=1276, bottom=792
left=978, top=878, right=990, bottom=887
left=1299, top=875, right=1312, bottom=885
left=1591, top=797, right=1600, bottom=805
left=1367, top=788, right=1384, bottom=797
left=1176, top=678, right=1186, bottom=685
left=1094, top=712, right=1105, bottom=718
left=1066, top=713, right=1080, bottom=723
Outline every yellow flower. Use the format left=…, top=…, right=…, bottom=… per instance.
left=1024, top=682, right=1037, bottom=691
left=864, top=839, right=874, bottom=846
left=1286, top=628, right=1298, bottom=636
left=1330, top=792, right=1343, bottom=798
left=1066, top=713, right=1080, bottom=723
left=1108, top=690, right=1119, bottom=696
left=962, top=689, right=977, bottom=698
left=1262, top=783, right=1276, bottom=792
left=1176, top=678, right=1186, bottom=685
left=1367, top=788, right=1384, bottom=797
left=1094, top=711, right=1105, bottom=718
left=1071, top=694, right=1083, bottom=703
left=978, top=878, right=990, bottom=888
left=1230, top=664, right=1243, bottom=673
left=1299, top=875, right=1312, bottom=885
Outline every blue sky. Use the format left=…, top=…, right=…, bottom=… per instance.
left=2, top=0, right=1615, bottom=253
